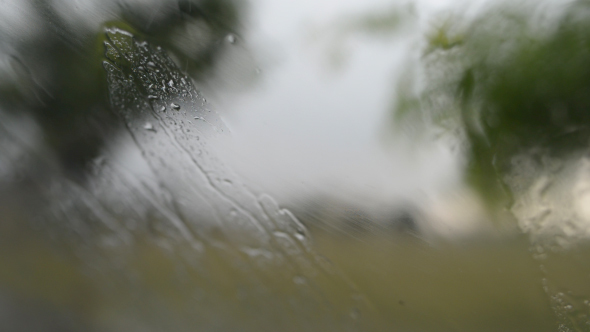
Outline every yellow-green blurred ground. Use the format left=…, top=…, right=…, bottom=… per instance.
left=313, top=233, right=558, bottom=332
left=3, top=214, right=589, bottom=331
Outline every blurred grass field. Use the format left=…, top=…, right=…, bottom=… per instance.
left=3, top=211, right=587, bottom=332
left=314, top=233, right=558, bottom=332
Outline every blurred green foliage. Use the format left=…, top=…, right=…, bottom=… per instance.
left=398, top=0, right=590, bottom=208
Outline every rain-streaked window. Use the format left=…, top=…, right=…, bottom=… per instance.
left=1, top=0, right=590, bottom=331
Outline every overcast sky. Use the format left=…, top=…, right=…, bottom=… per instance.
left=211, top=0, right=484, bottom=208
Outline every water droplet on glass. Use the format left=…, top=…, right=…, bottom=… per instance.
left=294, top=231, right=306, bottom=242
left=171, top=103, right=180, bottom=110
left=293, top=276, right=306, bottom=285
left=226, top=34, right=236, bottom=44
left=143, top=122, right=156, bottom=132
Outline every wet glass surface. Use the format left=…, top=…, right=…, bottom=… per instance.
left=2, top=0, right=590, bottom=331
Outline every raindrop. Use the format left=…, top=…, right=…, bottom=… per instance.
left=168, top=80, right=175, bottom=87
left=294, top=232, right=306, bottom=242
left=160, top=106, right=166, bottom=112
left=171, top=103, right=180, bottom=110
left=293, top=276, right=306, bottom=285
left=143, top=122, right=156, bottom=132
left=226, top=34, right=236, bottom=44
left=147, top=61, right=156, bottom=68
left=148, top=95, right=158, bottom=99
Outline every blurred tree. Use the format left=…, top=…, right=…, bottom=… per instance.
left=0, top=0, right=242, bottom=181
left=396, top=0, right=590, bottom=210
